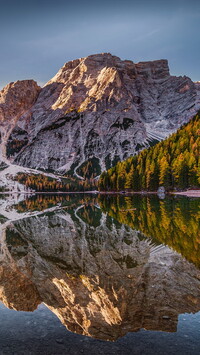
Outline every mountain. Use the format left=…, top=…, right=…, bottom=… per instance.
left=99, top=112, right=200, bottom=191
left=0, top=53, right=200, bottom=178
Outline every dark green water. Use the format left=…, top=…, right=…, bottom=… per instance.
left=0, top=193, right=200, bottom=354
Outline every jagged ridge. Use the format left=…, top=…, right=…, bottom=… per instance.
left=0, top=53, right=200, bottom=178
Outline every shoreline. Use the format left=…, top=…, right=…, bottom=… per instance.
left=1, top=190, right=200, bottom=197
left=0, top=191, right=99, bottom=195
left=170, top=190, right=200, bottom=197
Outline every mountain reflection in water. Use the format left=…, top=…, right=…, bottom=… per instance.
left=0, top=193, right=200, bottom=341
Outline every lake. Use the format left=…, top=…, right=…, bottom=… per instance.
left=0, top=193, right=200, bottom=354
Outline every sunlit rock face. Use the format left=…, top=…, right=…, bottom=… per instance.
left=0, top=80, right=41, bottom=162
left=0, top=204, right=200, bottom=341
left=0, top=53, right=199, bottom=175
left=0, top=264, right=41, bottom=312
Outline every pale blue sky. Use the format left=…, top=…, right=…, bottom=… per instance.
left=0, top=0, right=200, bottom=89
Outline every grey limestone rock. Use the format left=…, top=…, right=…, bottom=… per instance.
left=0, top=53, right=199, bottom=177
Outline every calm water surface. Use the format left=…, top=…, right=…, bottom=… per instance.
left=0, top=193, right=200, bottom=354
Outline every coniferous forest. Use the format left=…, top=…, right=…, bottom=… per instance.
left=98, top=112, right=200, bottom=191
left=14, top=173, right=98, bottom=192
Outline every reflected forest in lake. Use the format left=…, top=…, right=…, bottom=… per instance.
left=0, top=193, right=200, bottom=341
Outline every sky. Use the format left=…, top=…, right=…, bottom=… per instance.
left=0, top=0, right=200, bottom=89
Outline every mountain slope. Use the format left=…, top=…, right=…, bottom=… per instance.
left=0, top=53, right=200, bottom=178
left=99, top=112, right=200, bottom=191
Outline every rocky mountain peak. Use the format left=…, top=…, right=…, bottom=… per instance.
left=0, top=54, right=199, bottom=176
left=44, top=54, right=170, bottom=115
left=0, top=80, right=41, bottom=160
left=0, top=80, right=41, bottom=120
left=135, top=59, right=170, bottom=79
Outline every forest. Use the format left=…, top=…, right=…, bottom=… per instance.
left=14, top=173, right=98, bottom=192
left=98, top=112, right=200, bottom=191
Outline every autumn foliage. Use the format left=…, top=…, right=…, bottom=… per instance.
left=14, top=173, right=98, bottom=192
left=99, top=195, right=200, bottom=268
left=99, top=113, right=200, bottom=191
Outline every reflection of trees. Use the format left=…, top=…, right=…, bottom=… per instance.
left=1, top=194, right=200, bottom=340
left=10, top=193, right=200, bottom=268
left=99, top=195, right=200, bottom=268
left=13, top=194, right=99, bottom=213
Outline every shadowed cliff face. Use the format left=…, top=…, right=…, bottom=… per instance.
left=0, top=195, right=200, bottom=341
left=0, top=53, right=200, bottom=175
